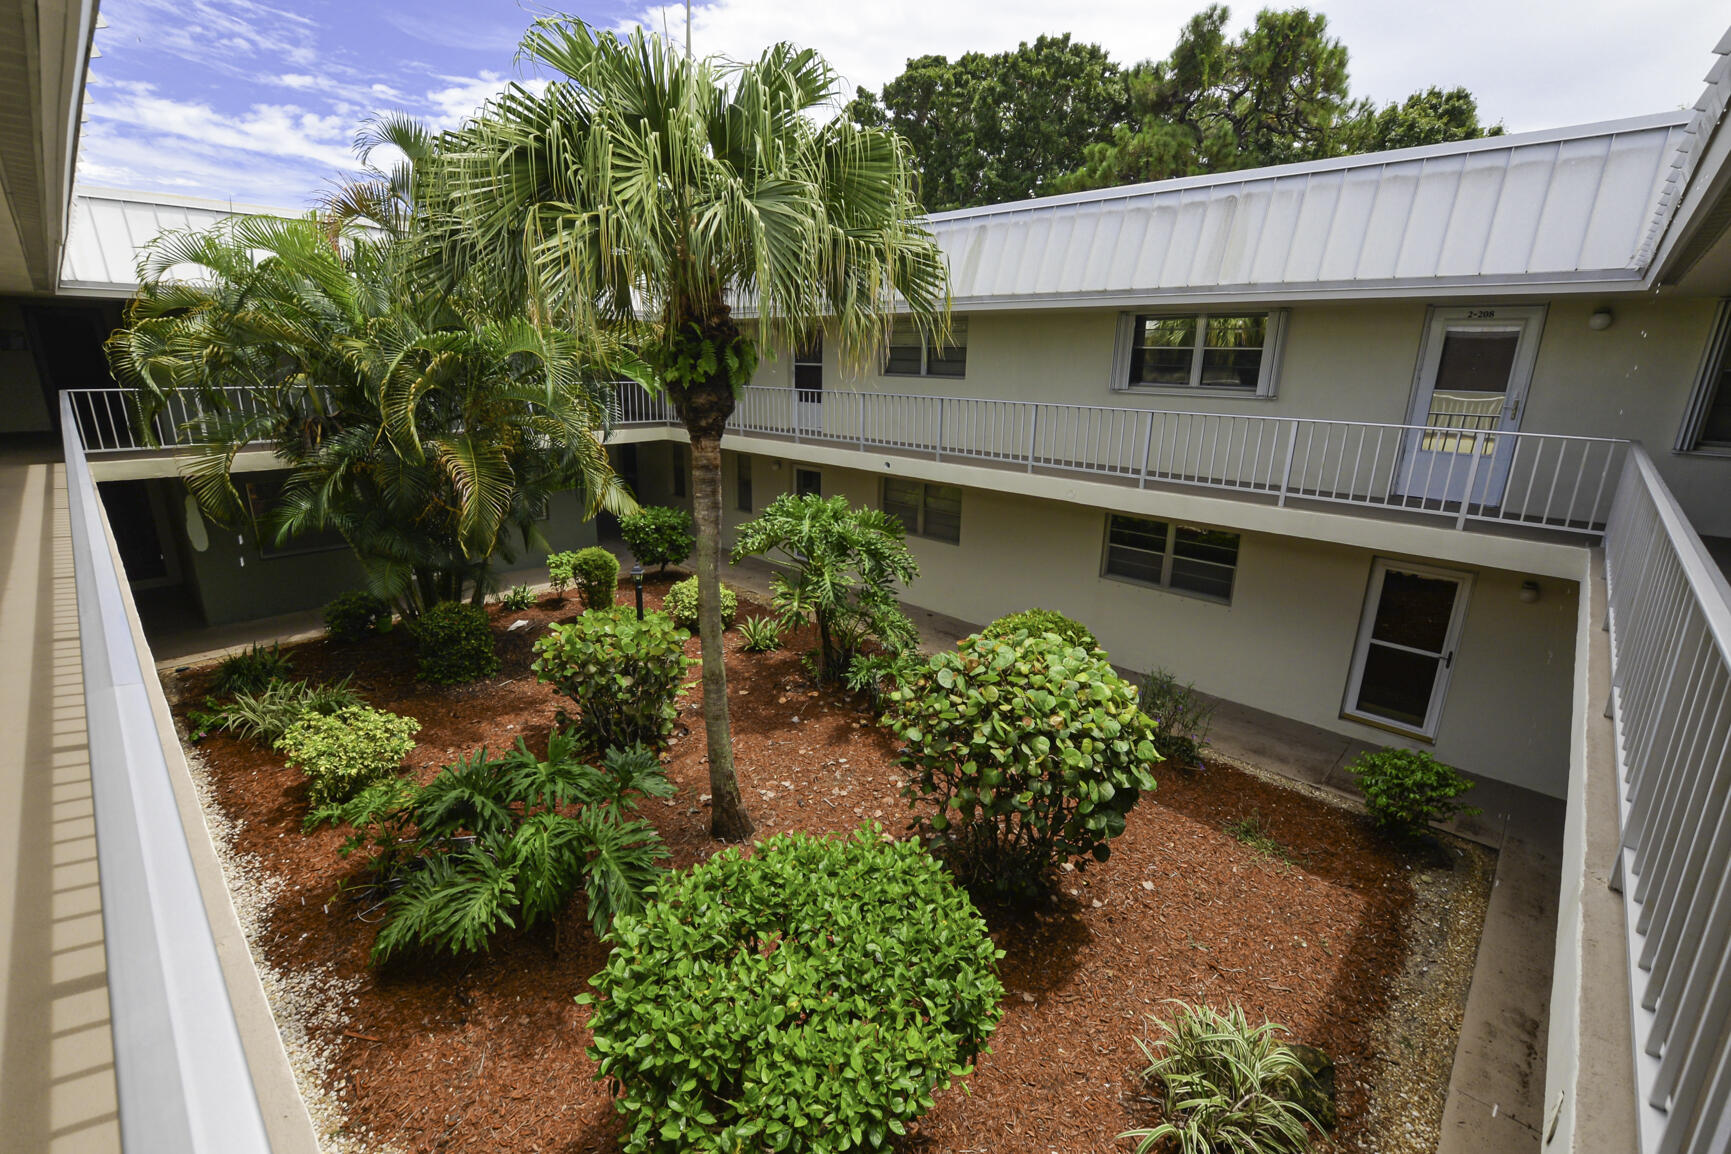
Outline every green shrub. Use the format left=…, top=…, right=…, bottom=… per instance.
left=413, top=602, right=500, bottom=684
left=1348, top=748, right=1480, bottom=840
left=545, top=550, right=576, bottom=600
left=531, top=608, right=693, bottom=751
left=887, top=631, right=1160, bottom=899
left=499, top=584, right=537, bottom=611
left=197, top=677, right=363, bottom=745
left=662, top=575, right=737, bottom=629
left=323, top=591, right=391, bottom=643
left=568, top=546, right=622, bottom=611
left=980, top=608, right=1098, bottom=652
left=308, top=731, right=672, bottom=959
left=583, top=826, right=1004, bottom=1154
left=619, top=506, right=694, bottom=574
left=276, top=705, right=420, bottom=808
left=843, top=649, right=923, bottom=714
left=208, top=643, right=292, bottom=697
left=1122, top=1001, right=1318, bottom=1154
left=736, top=613, right=783, bottom=653
left=1141, top=669, right=1216, bottom=768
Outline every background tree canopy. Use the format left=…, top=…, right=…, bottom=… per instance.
left=850, top=4, right=1502, bottom=209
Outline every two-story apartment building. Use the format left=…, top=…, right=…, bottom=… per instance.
left=4, top=7, right=1731, bottom=1153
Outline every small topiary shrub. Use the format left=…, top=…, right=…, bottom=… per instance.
left=1122, top=1001, right=1319, bottom=1154
left=1141, top=669, right=1216, bottom=768
left=546, top=550, right=576, bottom=601
left=736, top=613, right=783, bottom=653
left=1348, top=748, right=1480, bottom=841
left=208, top=643, right=293, bottom=697
left=582, top=825, right=1005, bottom=1154
left=531, top=608, right=693, bottom=751
left=499, top=584, right=537, bottom=611
left=980, top=608, right=1098, bottom=652
left=413, top=602, right=500, bottom=684
left=193, top=676, right=362, bottom=745
left=323, top=591, right=391, bottom=643
left=662, top=575, right=738, bottom=629
left=276, top=704, right=420, bottom=807
left=619, top=506, right=695, bottom=574
left=888, top=631, right=1160, bottom=899
left=567, top=546, right=622, bottom=610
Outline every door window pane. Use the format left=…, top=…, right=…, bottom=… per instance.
left=1129, top=317, right=1196, bottom=386
left=1368, top=570, right=1456, bottom=653
left=1423, top=329, right=1517, bottom=451
left=1105, top=514, right=1168, bottom=584
left=794, top=338, right=823, bottom=395
left=1199, top=315, right=1266, bottom=389
left=922, top=484, right=962, bottom=544
left=1354, top=646, right=1441, bottom=727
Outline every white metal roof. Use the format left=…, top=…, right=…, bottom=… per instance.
left=58, top=186, right=301, bottom=297
left=927, top=112, right=1692, bottom=307
left=1638, top=27, right=1731, bottom=273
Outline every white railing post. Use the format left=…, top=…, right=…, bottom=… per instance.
left=1278, top=418, right=1299, bottom=506
left=1457, top=431, right=1486, bottom=529
left=1026, top=405, right=1038, bottom=473
left=1138, top=410, right=1154, bottom=489
left=935, top=399, right=944, bottom=463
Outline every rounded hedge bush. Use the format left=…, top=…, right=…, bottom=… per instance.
left=413, top=603, right=500, bottom=684
left=584, top=826, right=1004, bottom=1154
left=550, top=547, right=621, bottom=611
left=619, top=505, right=695, bottom=574
left=887, top=631, right=1159, bottom=899
left=662, top=575, right=738, bottom=630
left=531, top=607, right=693, bottom=751
left=323, top=591, right=391, bottom=643
left=980, top=607, right=1098, bottom=652
left=276, top=704, right=420, bottom=808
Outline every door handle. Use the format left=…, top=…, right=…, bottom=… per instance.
left=1444, top=650, right=1454, bottom=669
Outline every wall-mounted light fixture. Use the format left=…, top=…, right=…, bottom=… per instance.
left=1520, top=580, right=1542, bottom=603
left=1588, top=308, right=1614, bottom=331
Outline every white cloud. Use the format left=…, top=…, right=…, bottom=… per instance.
left=618, top=0, right=1726, bottom=132
left=424, top=72, right=548, bottom=129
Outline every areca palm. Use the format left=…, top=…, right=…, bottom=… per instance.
left=107, top=212, right=631, bottom=615
left=429, top=18, right=950, bottom=840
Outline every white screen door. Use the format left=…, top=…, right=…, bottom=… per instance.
left=794, top=337, right=823, bottom=434
left=1344, top=560, right=1473, bottom=738
left=1395, top=306, right=1544, bottom=511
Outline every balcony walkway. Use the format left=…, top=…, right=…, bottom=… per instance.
left=0, top=441, right=120, bottom=1153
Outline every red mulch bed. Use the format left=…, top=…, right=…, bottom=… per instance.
left=176, top=572, right=1415, bottom=1153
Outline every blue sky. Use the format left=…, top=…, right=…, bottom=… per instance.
left=79, top=0, right=1728, bottom=209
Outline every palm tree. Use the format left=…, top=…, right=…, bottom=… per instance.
left=429, top=18, right=950, bottom=840
left=106, top=211, right=632, bottom=616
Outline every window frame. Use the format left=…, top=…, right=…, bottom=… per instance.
left=1099, top=513, right=1239, bottom=604
left=882, top=316, right=968, bottom=379
left=1676, top=298, right=1731, bottom=455
left=881, top=477, right=962, bottom=545
left=1340, top=558, right=1474, bottom=741
left=795, top=467, right=822, bottom=498
left=1112, top=309, right=1287, bottom=398
left=243, top=474, right=349, bottom=561
left=734, top=452, right=753, bottom=513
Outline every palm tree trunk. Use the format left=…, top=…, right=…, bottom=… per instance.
left=689, top=431, right=754, bottom=841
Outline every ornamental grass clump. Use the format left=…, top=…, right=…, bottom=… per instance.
left=276, top=704, right=420, bottom=807
left=532, top=608, right=693, bottom=751
left=195, top=676, right=363, bottom=745
left=887, top=631, right=1160, bottom=900
left=662, top=575, right=737, bottom=629
left=208, top=643, right=293, bottom=697
left=582, top=826, right=1004, bottom=1154
left=1122, top=1001, right=1319, bottom=1154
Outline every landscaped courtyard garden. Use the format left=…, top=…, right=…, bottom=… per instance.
left=171, top=542, right=1491, bottom=1154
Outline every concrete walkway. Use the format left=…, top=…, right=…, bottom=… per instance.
left=0, top=445, right=121, bottom=1153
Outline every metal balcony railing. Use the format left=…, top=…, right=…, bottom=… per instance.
left=1604, top=445, right=1731, bottom=1154
left=613, top=382, right=1630, bottom=536
left=58, top=392, right=272, bottom=1152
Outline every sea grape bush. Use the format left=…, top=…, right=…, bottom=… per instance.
left=413, top=602, right=500, bottom=684
left=980, top=608, right=1098, bottom=652
left=887, top=631, right=1160, bottom=899
left=1122, top=1001, right=1319, bottom=1154
left=307, top=731, right=672, bottom=959
left=662, top=575, right=737, bottom=629
left=618, top=505, right=695, bottom=573
left=1348, top=748, right=1480, bottom=841
left=276, top=704, right=420, bottom=807
left=531, top=608, right=693, bottom=751
left=582, top=826, right=1004, bottom=1154
left=323, top=591, right=391, bottom=642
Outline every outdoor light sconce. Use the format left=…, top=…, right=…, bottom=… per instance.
left=1588, top=308, right=1614, bottom=331
left=631, top=562, right=645, bottom=620
left=1520, top=580, right=1542, bottom=603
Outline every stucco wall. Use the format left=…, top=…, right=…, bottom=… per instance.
left=720, top=456, right=1580, bottom=796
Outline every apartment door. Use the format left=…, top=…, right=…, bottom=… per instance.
left=1394, top=306, right=1544, bottom=510
left=794, top=337, right=823, bottom=434
left=1343, top=560, right=1473, bottom=739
